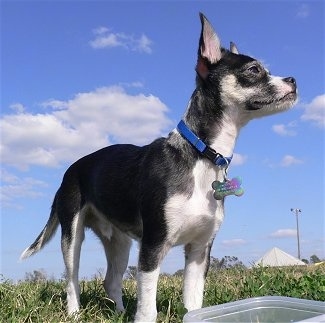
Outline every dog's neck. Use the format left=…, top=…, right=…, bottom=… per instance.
left=180, top=96, right=243, bottom=161
left=209, top=117, right=240, bottom=158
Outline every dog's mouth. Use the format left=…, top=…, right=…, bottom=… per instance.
left=247, top=91, right=297, bottom=111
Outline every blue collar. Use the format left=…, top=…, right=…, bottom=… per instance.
left=177, top=120, right=232, bottom=167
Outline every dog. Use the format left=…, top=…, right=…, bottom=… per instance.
left=21, top=13, right=297, bottom=322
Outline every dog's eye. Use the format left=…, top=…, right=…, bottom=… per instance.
left=248, top=65, right=260, bottom=74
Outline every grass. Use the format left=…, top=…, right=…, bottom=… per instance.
left=1, top=265, right=324, bottom=322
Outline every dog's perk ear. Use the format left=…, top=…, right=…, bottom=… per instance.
left=230, top=41, right=239, bottom=54
left=196, top=13, right=222, bottom=79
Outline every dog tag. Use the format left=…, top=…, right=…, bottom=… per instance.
left=212, top=176, right=244, bottom=200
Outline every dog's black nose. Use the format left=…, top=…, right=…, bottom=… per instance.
left=283, top=77, right=296, bottom=87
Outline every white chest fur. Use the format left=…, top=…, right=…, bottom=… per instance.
left=164, top=160, right=225, bottom=246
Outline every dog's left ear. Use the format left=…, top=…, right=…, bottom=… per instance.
left=196, top=13, right=222, bottom=79
left=230, top=41, right=239, bottom=54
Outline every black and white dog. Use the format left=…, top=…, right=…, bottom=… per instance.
left=21, top=13, right=297, bottom=322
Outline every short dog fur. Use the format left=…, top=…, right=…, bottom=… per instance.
left=21, top=13, right=297, bottom=322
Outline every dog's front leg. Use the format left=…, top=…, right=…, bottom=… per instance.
left=134, top=267, right=160, bottom=322
left=134, top=236, right=170, bottom=322
left=183, top=241, right=212, bottom=311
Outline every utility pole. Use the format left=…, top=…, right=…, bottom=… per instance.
left=291, top=208, right=302, bottom=259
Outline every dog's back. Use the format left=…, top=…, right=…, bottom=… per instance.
left=64, top=144, right=145, bottom=234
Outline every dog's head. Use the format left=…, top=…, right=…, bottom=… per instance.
left=196, top=13, right=298, bottom=125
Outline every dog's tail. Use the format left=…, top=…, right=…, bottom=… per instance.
left=20, top=193, right=59, bottom=260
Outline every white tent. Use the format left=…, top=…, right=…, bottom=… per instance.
left=253, top=247, right=306, bottom=267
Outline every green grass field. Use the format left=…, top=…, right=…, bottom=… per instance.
left=1, top=266, right=324, bottom=322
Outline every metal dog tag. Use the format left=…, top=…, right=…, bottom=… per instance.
left=212, top=176, right=244, bottom=200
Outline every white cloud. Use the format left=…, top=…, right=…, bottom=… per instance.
left=120, top=81, right=144, bottom=88
left=89, top=27, right=153, bottom=54
left=265, top=154, right=304, bottom=168
left=301, top=94, right=325, bottom=128
left=221, top=239, right=247, bottom=247
left=232, top=153, right=247, bottom=166
left=296, top=4, right=310, bottom=18
left=136, top=34, right=153, bottom=54
left=269, top=229, right=296, bottom=238
left=1, top=85, right=171, bottom=170
left=9, top=103, right=25, bottom=113
left=0, top=169, right=47, bottom=208
left=280, top=155, right=303, bottom=167
left=272, top=122, right=297, bottom=136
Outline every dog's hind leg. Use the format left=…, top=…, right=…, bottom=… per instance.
left=100, top=227, right=132, bottom=312
left=61, top=210, right=85, bottom=315
left=183, top=240, right=213, bottom=311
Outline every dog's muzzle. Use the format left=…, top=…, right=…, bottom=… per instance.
left=247, top=76, right=297, bottom=111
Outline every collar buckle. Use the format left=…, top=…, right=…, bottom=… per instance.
left=202, top=146, right=220, bottom=163
left=203, top=147, right=230, bottom=167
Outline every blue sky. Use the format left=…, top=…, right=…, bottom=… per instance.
left=1, top=1, right=324, bottom=281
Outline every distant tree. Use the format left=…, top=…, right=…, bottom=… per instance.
left=92, top=268, right=105, bottom=281
left=210, top=256, right=225, bottom=270
left=60, top=270, right=68, bottom=281
left=301, top=258, right=309, bottom=264
left=310, top=254, right=321, bottom=264
left=210, top=256, right=246, bottom=270
left=125, top=266, right=137, bottom=279
left=173, top=269, right=184, bottom=276
left=25, top=269, right=47, bottom=282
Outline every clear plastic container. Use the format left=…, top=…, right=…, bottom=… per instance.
left=183, top=296, right=325, bottom=322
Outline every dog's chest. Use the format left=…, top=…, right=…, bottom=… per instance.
left=164, top=160, right=225, bottom=246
